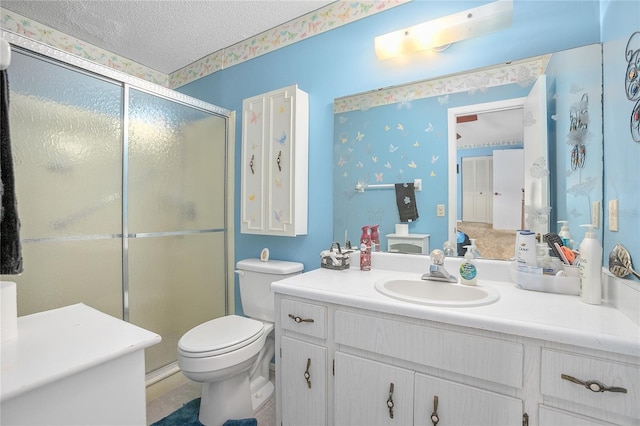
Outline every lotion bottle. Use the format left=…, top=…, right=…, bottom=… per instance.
left=459, top=251, right=478, bottom=286
left=578, top=224, right=602, bottom=305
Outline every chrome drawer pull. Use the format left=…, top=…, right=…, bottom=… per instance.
left=561, top=374, right=628, bottom=393
left=288, top=314, right=314, bottom=323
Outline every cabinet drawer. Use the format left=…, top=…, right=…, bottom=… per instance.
left=281, top=299, right=327, bottom=339
left=335, top=310, right=523, bottom=388
left=541, top=349, right=640, bottom=420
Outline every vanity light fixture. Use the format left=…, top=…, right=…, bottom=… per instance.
left=374, top=0, right=513, bottom=60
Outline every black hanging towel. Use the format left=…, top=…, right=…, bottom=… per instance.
left=1, top=69, right=23, bottom=275
left=395, top=182, right=419, bottom=223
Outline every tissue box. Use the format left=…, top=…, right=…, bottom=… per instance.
left=509, top=262, right=580, bottom=295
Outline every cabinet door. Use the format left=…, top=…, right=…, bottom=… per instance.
left=414, top=373, right=522, bottom=426
left=241, top=95, right=266, bottom=233
left=280, top=337, right=327, bottom=426
left=335, top=352, right=414, bottom=426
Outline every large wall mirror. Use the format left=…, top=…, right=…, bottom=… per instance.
left=333, top=44, right=603, bottom=260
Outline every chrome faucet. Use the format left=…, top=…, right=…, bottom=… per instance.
left=421, top=249, right=458, bottom=283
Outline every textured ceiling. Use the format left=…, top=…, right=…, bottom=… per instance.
left=1, top=0, right=334, bottom=74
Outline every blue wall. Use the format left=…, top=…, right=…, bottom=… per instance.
left=602, top=1, right=640, bottom=281
left=177, top=0, right=608, bottom=312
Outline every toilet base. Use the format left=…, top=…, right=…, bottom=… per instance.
left=198, top=373, right=252, bottom=426
left=250, top=374, right=274, bottom=412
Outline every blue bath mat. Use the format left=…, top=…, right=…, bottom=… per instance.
left=151, top=398, right=257, bottom=426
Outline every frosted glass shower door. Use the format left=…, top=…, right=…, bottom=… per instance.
left=127, top=89, right=228, bottom=372
left=2, top=51, right=124, bottom=318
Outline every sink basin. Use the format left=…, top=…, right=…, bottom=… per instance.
left=374, top=277, right=500, bottom=307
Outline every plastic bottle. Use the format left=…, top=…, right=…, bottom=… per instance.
left=468, top=239, right=482, bottom=258
left=360, top=226, right=371, bottom=271
left=370, top=225, right=380, bottom=252
left=558, top=220, right=574, bottom=249
left=459, top=251, right=478, bottom=286
left=578, top=224, right=602, bottom=305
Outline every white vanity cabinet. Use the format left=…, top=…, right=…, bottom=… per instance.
left=276, top=297, right=328, bottom=426
left=272, top=262, right=640, bottom=426
left=538, top=348, right=640, bottom=425
left=241, top=84, right=308, bottom=236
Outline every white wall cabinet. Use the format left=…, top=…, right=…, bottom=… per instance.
left=241, top=84, right=308, bottom=236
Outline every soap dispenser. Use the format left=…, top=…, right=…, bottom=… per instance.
left=578, top=224, right=602, bottom=305
left=468, top=239, right=482, bottom=258
left=459, top=251, right=478, bottom=286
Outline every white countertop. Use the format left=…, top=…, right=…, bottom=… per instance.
left=272, top=253, right=640, bottom=358
left=1, top=303, right=161, bottom=401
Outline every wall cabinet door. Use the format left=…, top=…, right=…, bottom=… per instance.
left=241, top=84, right=308, bottom=236
left=414, top=373, right=523, bottom=426
left=335, top=352, right=414, bottom=426
left=280, top=336, right=326, bottom=426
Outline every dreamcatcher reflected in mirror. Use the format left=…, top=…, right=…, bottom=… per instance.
left=568, top=93, right=588, bottom=170
left=625, top=31, right=640, bottom=142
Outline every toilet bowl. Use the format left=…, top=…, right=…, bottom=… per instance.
left=177, top=258, right=303, bottom=426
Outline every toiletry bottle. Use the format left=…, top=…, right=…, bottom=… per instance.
left=468, top=239, right=482, bottom=258
left=459, top=251, right=478, bottom=286
left=578, top=224, right=602, bottom=305
left=516, top=231, right=537, bottom=266
left=370, top=225, right=380, bottom=252
left=558, top=220, right=574, bottom=249
left=360, top=226, right=371, bottom=271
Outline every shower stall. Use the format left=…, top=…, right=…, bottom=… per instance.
left=0, top=36, right=232, bottom=376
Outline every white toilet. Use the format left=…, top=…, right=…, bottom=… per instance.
left=177, top=258, right=303, bottom=426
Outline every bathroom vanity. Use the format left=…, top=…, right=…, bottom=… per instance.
left=0, top=303, right=161, bottom=425
left=273, top=253, right=640, bottom=426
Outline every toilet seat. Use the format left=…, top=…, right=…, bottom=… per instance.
left=178, top=315, right=264, bottom=358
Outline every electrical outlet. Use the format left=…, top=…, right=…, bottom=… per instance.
left=592, top=201, right=600, bottom=228
left=436, top=204, right=445, bottom=217
left=608, top=199, right=618, bottom=232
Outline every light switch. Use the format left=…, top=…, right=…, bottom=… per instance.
left=608, top=199, right=618, bottom=232
left=436, top=204, right=445, bottom=217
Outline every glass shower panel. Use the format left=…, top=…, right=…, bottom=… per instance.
left=13, top=239, right=123, bottom=318
left=8, top=52, right=123, bottom=239
left=2, top=51, right=123, bottom=318
left=128, top=89, right=226, bottom=233
left=128, top=232, right=226, bottom=372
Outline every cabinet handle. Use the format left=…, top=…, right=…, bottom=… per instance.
left=304, top=358, right=311, bottom=389
left=276, top=150, right=282, bottom=172
left=288, top=314, right=314, bottom=323
left=561, top=374, right=628, bottom=393
left=387, top=383, right=395, bottom=419
left=430, top=395, right=439, bottom=426
left=249, top=154, right=255, bottom=175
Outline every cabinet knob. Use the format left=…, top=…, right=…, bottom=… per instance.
left=288, top=314, right=314, bottom=323
left=276, top=150, right=282, bottom=172
left=387, top=383, right=395, bottom=419
left=561, top=373, right=628, bottom=393
left=249, top=154, right=255, bottom=175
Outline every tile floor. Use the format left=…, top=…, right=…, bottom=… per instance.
left=146, top=375, right=276, bottom=426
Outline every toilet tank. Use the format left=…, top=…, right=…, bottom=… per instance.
left=236, top=259, right=304, bottom=322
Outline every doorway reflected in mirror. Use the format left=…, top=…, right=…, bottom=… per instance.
left=456, top=221, right=515, bottom=261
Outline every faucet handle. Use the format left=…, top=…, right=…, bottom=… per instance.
left=430, top=249, right=445, bottom=266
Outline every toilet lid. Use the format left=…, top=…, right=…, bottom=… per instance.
left=178, top=315, right=264, bottom=358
